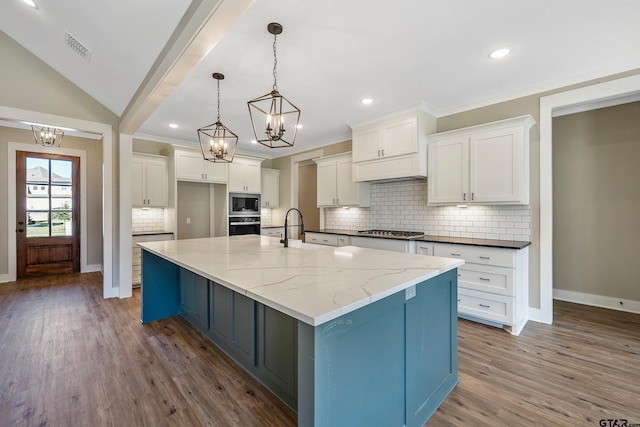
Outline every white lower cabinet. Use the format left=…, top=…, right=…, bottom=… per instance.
left=132, top=233, right=174, bottom=286
left=428, top=242, right=529, bottom=335
left=350, top=236, right=414, bottom=253
left=261, top=227, right=284, bottom=239
left=305, top=232, right=350, bottom=247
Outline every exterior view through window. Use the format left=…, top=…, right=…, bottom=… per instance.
left=25, top=157, right=74, bottom=237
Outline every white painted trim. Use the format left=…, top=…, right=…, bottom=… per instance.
left=0, top=274, right=10, bottom=283
left=527, top=307, right=544, bottom=323
left=7, top=142, right=88, bottom=279
left=85, top=263, right=102, bottom=273
left=554, top=289, right=640, bottom=315
left=0, top=105, right=115, bottom=298
left=118, top=134, right=133, bottom=298
left=539, top=74, right=640, bottom=325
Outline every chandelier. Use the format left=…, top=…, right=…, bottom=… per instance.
left=197, top=73, right=238, bottom=163
left=247, top=22, right=301, bottom=148
left=32, top=125, right=63, bottom=147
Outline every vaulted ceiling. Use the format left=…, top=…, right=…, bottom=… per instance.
left=3, top=0, right=640, bottom=158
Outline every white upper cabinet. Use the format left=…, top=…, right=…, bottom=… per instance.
left=175, top=148, right=227, bottom=183
left=314, top=152, right=370, bottom=207
left=427, top=115, right=535, bottom=205
left=261, top=168, right=280, bottom=208
left=351, top=110, right=436, bottom=181
left=228, top=156, right=263, bottom=193
left=132, top=153, right=168, bottom=207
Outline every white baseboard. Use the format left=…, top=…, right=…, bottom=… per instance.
left=83, top=264, right=102, bottom=273
left=527, top=307, right=549, bottom=324
left=554, top=289, right=640, bottom=315
left=0, top=273, right=12, bottom=283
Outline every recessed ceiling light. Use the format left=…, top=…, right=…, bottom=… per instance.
left=22, top=0, right=37, bottom=8
left=251, top=139, right=257, bottom=144
left=168, top=123, right=179, bottom=129
left=489, top=47, right=511, bottom=59
left=296, top=124, right=303, bottom=129
left=360, top=98, right=373, bottom=105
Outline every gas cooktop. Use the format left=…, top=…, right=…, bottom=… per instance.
left=356, top=229, right=425, bottom=239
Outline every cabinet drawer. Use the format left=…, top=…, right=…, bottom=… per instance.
left=336, top=235, right=350, bottom=247
left=433, top=243, right=515, bottom=268
left=458, top=264, right=514, bottom=296
left=306, top=233, right=338, bottom=246
left=458, top=288, right=514, bottom=325
left=261, top=228, right=284, bottom=238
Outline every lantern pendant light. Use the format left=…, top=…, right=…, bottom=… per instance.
left=32, top=125, right=63, bottom=147
left=247, top=22, right=301, bottom=148
left=197, top=72, right=238, bottom=163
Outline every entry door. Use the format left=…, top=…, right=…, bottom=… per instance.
left=16, top=151, right=80, bottom=278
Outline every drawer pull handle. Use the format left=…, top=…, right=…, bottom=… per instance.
left=479, top=304, right=491, bottom=308
left=323, top=239, right=329, bottom=242
left=451, top=253, right=461, bottom=256
left=479, top=277, right=491, bottom=281
left=479, top=256, right=490, bottom=259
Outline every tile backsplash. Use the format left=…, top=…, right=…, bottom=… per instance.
left=132, top=208, right=165, bottom=233
left=261, top=208, right=273, bottom=227
left=324, top=180, right=531, bottom=241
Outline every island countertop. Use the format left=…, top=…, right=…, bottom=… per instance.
left=138, top=235, right=463, bottom=326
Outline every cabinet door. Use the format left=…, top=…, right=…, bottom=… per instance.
left=203, top=160, right=228, bottom=183
left=176, top=151, right=205, bottom=181
left=427, top=137, right=468, bottom=204
left=470, top=126, right=522, bottom=203
left=180, top=269, right=208, bottom=330
left=336, top=157, right=358, bottom=205
left=210, top=281, right=233, bottom=342
left=131, top=157, right=146, bottom=206
left=261, top=168, right=280, bottom=208
left=352, top=127, right=382, bottom=162
left=232, top=293, right=256, bottom=365
left=316, top=161, right=337, bottom=206
left=383, top=116, right=418, bottom=158
left=244, top=161, right=261, bottom=193
left=145, top=158, right=168, bottom=207
left=228, top=162, right=245, bottom=192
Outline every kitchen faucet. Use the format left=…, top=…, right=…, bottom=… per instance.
left=281, top=208, right=305, bottom=247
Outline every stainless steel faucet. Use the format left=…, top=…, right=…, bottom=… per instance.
left=281, top=208, right=305, bottom=247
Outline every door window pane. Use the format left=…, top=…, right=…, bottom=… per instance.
left=52, top=212, right=72, bottom=237
left=27, top=212, right=49, bottom=237
left=25, top=157, right=75, bottom=238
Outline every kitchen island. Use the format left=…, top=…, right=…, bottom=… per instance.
left=139, top=235, right=463, bottom=427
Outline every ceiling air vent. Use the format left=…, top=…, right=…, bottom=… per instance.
left=64, top=31, right=92, bottom=62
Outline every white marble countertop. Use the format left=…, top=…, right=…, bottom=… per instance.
left=139, top=235, right=464, bottom=326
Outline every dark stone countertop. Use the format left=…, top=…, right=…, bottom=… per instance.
left=305, top=229, right=531, bottom=250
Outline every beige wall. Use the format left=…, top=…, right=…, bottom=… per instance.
left=270, top=140, right=352, bottom=226
left=298, top=164, right=319, bottom=230
left=553, top=101, right=640, bottom=300
left=0, top=126, right=104, bottom=270
left=176, top=181, right=211, bottom=239
left=0, top=30, right=118, bottom=278
left=133, top=138, right=170, bottom=155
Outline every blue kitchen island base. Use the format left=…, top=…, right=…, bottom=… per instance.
left=140, top=248, right=458, bottom=427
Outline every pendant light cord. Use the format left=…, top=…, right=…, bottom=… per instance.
left=217, top=78, right=221, bottom=122
left=272, top=32, right=278, bottom=92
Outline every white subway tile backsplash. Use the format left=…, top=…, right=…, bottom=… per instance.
left=324, top=179, right=531, bottom=241
left=132, top=208, right=165, bottom=233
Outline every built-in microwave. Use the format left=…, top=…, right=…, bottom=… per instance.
left=229, top=192, right=261, bottom=217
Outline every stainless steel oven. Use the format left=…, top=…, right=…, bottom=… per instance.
left=229, top=216, right=261, bottom=236
left=229, top=192, right=261, bottom=217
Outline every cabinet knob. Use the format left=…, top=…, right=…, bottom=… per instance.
left=381, top=149, right=384, bottom=156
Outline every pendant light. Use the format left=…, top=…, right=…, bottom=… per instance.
left=247, top=22, right=301, bottom=148
left=32, top=125, right=63, bottom=147
left=197, top=72, right=238, bottom=163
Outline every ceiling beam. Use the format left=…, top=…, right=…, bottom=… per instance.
left=119, top=0, right=254, bottom=134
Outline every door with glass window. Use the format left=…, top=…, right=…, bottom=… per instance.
left=16, top=151, right=80, bottom=278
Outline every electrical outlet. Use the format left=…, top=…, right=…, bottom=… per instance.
left=186, top=217, right=191, bottom=224
left=405, top=285, right=416, bottom=300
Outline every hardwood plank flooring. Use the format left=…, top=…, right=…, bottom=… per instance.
left=1, top=273, right=639, bottom=426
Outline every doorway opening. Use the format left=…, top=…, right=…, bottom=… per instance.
left=16, top=151, right=80, bottom=278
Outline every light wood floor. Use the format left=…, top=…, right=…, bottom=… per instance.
left=0, top=273, right=639, bottom=426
